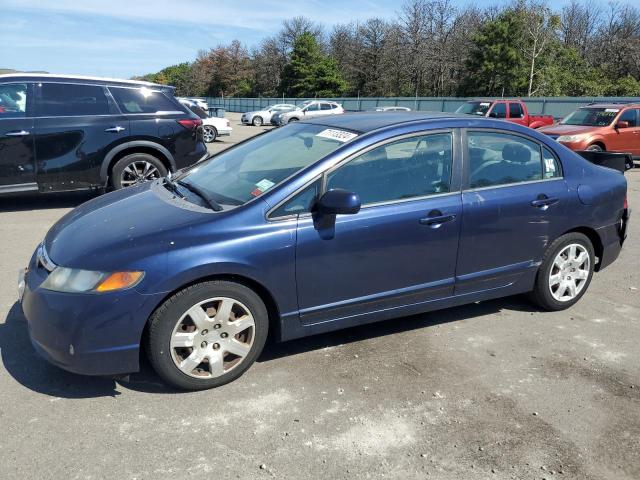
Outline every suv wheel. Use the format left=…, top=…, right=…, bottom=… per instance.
left=529, top=232, right=595, bottom=311
left=111, top=153, right=167, bottom=189
left=146, top=281, right=269, bottom=390
left=203, top=126, right=217, bottom=143
left=586, top=144, right=603, bottom=152
left=252, top=116, right=263, bottom=127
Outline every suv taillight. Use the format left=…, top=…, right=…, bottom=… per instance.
left=177, top=119, right=202, bottom=130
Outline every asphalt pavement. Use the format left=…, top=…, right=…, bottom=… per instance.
left=0, top=113, right=638, bottom=479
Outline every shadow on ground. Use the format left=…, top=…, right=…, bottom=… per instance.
left=0, top=191, right=98, bottom=213
left=1, top=296, right=537, bottom=398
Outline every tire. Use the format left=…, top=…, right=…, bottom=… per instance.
left=252, top=116, right=263, bottom=127
left=288, top=117, right=299, bottom=123
left=146, top=281, right=269, bottom=391
left=586, top=144, right=603, bottom=152
left=111, top=153, right=167, bottom=190
left=203, top=125, right=217, bottom=143
left=529, top=232, right=595, bottom=311
left=625, top=156, right=634, bottom=170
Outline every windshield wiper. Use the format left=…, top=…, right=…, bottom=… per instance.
left=177, top=180, right=223, bottom=212
left=164, top=177, right=185, bottom=198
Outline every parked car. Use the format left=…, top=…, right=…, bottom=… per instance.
left=375, top=106, right=411, bottom=112
left=276, top=100, right=344, bottom=125
left=184, top=97, right=209, bottom=112
left=456, top=99, right=554, bottom=129
left=539, top=103, right=640, bottom=169
left=241, top=104, right=297, bottom=126
left=0, top=74, right=208, bottom=193
left=20, top=112, right=629, bottom=390
left=179, top=98, right=232, bottom=143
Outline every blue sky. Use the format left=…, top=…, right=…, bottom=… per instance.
left=1, top=0, right=635, bottom=79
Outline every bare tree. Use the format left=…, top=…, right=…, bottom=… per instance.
left=520, top=2, right=560, bottom=96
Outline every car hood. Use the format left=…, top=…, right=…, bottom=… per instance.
left=44, top=182, right=213, bottom=271
left=538, top=124, right=604, bottom=135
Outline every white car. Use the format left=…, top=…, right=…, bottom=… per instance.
left=375, top=106, right=411, bottom=112
left=179, top=99, right=232, bottom=143
left=241, top=104, right=297, bottom=126
left=277, top=100, right=344, bottom=125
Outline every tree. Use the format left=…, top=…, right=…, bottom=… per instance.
left=279, top=33, right=347, bottom=97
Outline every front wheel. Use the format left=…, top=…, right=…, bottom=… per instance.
left=203, top=125, right=217, bottom=143
left=146, top=281, right=269, bottom=390
left=252, top=116, right=263, bottom=127
left=586, top=144, right=603, bottom=152
left=529, top=232, right=595, bottom=311
left=287, top=117, right=299, bottom=123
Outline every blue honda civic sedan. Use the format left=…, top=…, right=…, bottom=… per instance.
left=20, top=112, right=629, bottom=390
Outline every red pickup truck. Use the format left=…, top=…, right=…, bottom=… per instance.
left=456, top=99, right=555, bottom=129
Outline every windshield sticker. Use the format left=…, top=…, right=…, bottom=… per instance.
left=255, top=179, right=275, bottom=191
left=604, top=109, right=620, bottom=113
left=480, top=102, right=491, bottom=106
left=316, top=129, right=358, bottom=143
left=545, top=158, right=556, bottom=172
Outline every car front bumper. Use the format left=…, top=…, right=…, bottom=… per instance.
left=20, top=251, right=165, bottom=376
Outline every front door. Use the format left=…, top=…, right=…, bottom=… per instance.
left=456, top=130, right=567, bottom=294
left=611, top=108, right=640, bottom=155
left=294, top=131, right=462, bottom=324
left=0, top=82, right=36, bottom=192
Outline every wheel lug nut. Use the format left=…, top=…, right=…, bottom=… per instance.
left=214, top=324, right=221, bottom=329
left=213, top=343, right=220, bottom=350
left=220, top=332, right=228, bottom=338
left=201, top=341, right=207, bottom=348
left=201, top=329, right=208, bottom=335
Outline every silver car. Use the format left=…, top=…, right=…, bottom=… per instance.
left=241, top=104, right=297, bottom=126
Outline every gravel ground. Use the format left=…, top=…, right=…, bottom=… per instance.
left=0, top=113, right=638, bottom=479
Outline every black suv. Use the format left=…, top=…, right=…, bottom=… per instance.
left=0, top=74, right=208, bottom=194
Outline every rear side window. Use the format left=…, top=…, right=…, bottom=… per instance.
left=320, top=103, right=332, bottom=110
left=109, top=86, right=183, bottom=114
left=467, top=132, right=543, bottom=188
left=542, top=147, right=562, bottom=179
left=37, top=83, right=111, bottom=116
left=0, top=83, right=28, bottom=118
left=509, top=102, right=523, bottom=118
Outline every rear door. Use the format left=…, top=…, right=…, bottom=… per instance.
left=456, top=130, right=567, bottom=294
left=0, top=82, right=36, bottom=192
left=33, top=82, right=129, bottom=191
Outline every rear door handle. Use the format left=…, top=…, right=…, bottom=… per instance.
left=4, top=130, right=30, bottom=137
left=105, top=126, right=126, bottom=133
left=419, top=210, right=457, bottom=228
left=531, top=196, right=559, bottom=210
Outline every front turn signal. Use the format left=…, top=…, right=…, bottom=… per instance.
left=96, top=271, right=144, bottom=292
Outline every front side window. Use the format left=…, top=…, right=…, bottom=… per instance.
left=468, top=132, right=543, bottom=188
left=37, top=83, right=111, bottom=116
left=181, top=123, right=355, bottom=206
left=327, top=132, right=453, bottom=206
left=618, top=108, right=638, bottom=127
left=490, top=103, right=507, bottom=119
left=305, top=103, right=320, bottom=112
left=0, top=83, right=27, bottom=118
left=109, top=86, right=182, bottom=114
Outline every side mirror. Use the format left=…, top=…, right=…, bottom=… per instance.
left=488, top=111, right=498, bottom=118
left=616, top=120, right=630, bottom=129
left=317, top=189, right=361, bottom=215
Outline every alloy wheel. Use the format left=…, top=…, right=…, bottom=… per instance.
left=120, top=161, right=161, bottom=187
left=548, top=243, right=591, bottom=302
left=170, top=297, right=255, bottom=379
left=203, top=126, right=217, bottom=143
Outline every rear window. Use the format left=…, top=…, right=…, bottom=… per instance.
left=36, top=82, right=112, bottom=116
left=109, top=86, right=183, bottom=114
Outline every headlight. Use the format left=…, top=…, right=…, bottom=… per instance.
left=41, top=267, right=143, bottom=293
left=556, top=135, right=582, bottom=142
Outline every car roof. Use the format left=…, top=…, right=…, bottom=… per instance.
left=582, top=103, right=640, bottom=109
left=303, top=111, right=470, bottom=133
left=0, top=73, right=168, bottom=89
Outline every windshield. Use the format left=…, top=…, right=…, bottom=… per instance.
left=561, top=108, right=619, bottom=126
left=180, top=123, right=356, bottom=207
left=456, top=102, right=492, bottom=116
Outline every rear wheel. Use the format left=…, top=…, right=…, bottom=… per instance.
left=203, top=125, right=217, bottom=143
left=111, top=153, right=167, bottom=189
left=529, top=232, right=595, bottom=311
left=146, top=281, right=269, bottom=390
left=252, top=116, right=263, bottom=127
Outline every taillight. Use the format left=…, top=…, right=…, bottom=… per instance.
left=177, top=119, right=202, bottom=130
left=226, top=120, right=230, bottom=127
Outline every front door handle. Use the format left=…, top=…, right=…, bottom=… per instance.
left=531, top=195, right=559, bottom=210
left=4, top=130, right=30, bottom=137
left=419, top=210, right=457, bottom=228
left=105, top=126, right=126, bottom=133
